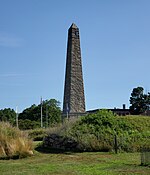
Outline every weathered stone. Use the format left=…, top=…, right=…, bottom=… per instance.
left=63, top=23, right=86, bottom=118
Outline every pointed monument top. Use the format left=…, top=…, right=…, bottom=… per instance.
left=70, top=23, right=78, bottom=29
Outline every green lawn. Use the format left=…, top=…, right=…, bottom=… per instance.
left=0, top=150, right=150, bottom=175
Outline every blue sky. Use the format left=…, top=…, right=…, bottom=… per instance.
left=0, top=0, right=150, bottom=112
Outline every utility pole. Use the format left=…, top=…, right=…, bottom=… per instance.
left=46, top=105, right=48, bottom=128
left=40, top=97, right=43, bottom=128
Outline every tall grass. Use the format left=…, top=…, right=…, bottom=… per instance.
left=0, top=122, right=33, bottom=159
left=47, top=118, right=78, bottom=136
left=27, top=128, right=48, bottom=141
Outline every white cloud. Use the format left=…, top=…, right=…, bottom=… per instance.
left=0, top=73, right=24, bottom=77
left=0, top=32, right=23, bottom=47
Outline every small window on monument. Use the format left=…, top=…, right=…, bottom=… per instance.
left=75, top=31, right=79, bottom=37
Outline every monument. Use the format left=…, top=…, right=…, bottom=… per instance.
left=63, top=23, right=85, bottom=118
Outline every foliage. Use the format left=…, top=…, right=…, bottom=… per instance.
left=129, top=87, right=150, bottom=115
left=45, top=110, right=150, bottom=152
left=47, top=119, right=78, bottom=136
left=0, top=108, right=16, bottom=125
left=19, top=119, right=40, bottom=130
left=19, top=99, right=61, bottom=129
left=66, top=110, right=118, bottom=151
left=0, top=122, right=33, bottom=159
left=27, top=128, right=48, bottom=141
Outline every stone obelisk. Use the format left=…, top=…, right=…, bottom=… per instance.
left=63, top=23, right=85, bottom=118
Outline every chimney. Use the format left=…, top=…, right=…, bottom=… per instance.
left=123, top=104, right=126, bottom=110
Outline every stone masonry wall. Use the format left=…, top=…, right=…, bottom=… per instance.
left=63, top=23, right=85, bottom=116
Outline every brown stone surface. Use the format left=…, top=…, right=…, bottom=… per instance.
left=63, top=23, right=85, bottom=117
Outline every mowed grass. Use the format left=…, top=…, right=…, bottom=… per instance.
left=0, top=150, right=150, bottom=175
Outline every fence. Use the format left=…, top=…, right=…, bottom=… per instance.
left=141, top=149, right=150, bottom=166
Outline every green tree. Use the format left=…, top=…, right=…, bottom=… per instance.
left=42, top=99, right=61, bottom=126
left=19, top=99, right=61, bottom=129
left=129, top=87, right=150, bottom=115
left=19, top=119, right=40, bottom=130
left=0, top=108, right=16, bottom=124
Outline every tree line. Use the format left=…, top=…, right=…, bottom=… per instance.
left=0, top=99, right=61, bottom=130
left=0, top=87, right=150, bottom=129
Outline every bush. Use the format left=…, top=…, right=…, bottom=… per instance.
left=42, top=110, right=150, bottom=153
left=68, top=110, right=150, bottom=152
left=28, top=128, right=48, bottom=141
left=66, top=110, right=116, bottom=151
left=19, top=119, right=40, bottom=130
left=0, top=122, right=33, bottom=159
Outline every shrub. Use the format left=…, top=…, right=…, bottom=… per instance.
left=19, top=119, right=40, bottom=130
left=68, top=110, right=150, bottom=152
left=28, top=128, right=48, bottom=141
left=47, top=119, right=78, bottom=136
left=0, top=122, right=33, bottom=159
left=65, top=110, right=117, bottom=151
left=42, top=110, right=150, bottom=153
